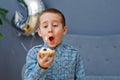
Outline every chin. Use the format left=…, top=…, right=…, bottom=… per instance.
left=49, top=45, right=56, bottom=48
left=48, top=44, right=56, bottom=48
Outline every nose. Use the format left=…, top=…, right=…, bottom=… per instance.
left=48, top=26, right=53, bottom=33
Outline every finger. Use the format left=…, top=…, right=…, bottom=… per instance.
left=46, top=56, right=54, bottom=65
left=37, top=52, right=44, bottom=63
left=37, top=52, right=41, bottom=59
left=42, top=54, right=49, bottom=62
left=37, top=52, right=43, bottom=66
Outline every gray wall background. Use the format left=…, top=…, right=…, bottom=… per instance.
left=0, top=0, right=120, bottom=80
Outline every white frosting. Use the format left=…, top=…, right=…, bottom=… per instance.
left=39, top=47, right=55, bottom=54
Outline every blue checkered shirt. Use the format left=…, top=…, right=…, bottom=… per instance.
left=24, top=42, right=86, bottom=80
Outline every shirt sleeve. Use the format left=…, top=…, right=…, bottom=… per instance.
left=24, top=47, right=48, bottom=80
left=76, top=50, right=86, bottom=80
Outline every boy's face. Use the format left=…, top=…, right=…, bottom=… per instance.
left=38, top=13, right=67, bottom=48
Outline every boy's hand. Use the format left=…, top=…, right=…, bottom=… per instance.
left=37, top=52, right=54, bottom=69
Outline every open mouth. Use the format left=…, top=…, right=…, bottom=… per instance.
left=49, top=36, right=54, bottom=42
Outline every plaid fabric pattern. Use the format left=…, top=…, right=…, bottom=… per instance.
left=24, top=43, right=86, bottom=80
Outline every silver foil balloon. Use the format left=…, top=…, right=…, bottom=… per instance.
left=12, top=0, right=45, bottom=36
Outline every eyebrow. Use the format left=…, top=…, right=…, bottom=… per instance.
left=41, top=21, right=48, bottom=24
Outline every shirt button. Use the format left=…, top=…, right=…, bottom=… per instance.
left=65, top=65, right=69, bottom=68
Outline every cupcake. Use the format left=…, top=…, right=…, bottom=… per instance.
left=39, top=47, right=56, bottom=57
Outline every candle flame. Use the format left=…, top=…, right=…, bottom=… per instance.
left=45, top=36, right=48, bottom=42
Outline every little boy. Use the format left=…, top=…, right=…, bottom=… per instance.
left=24, top=8, right=86, bottom=80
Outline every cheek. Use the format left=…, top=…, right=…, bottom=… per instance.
left=39, top=31, right=47, bottom=40
left=55, top=28, right=65, bottom=37
left=40, top=29, right=47, bottom=35
left=55, top=31, right=64, bottom=41
left=55, top=29, right=64, bottom=36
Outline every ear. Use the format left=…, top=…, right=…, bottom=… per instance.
left=37, top=27, right=42, bottom=37
left=63, top=26, right=67, bottom=35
